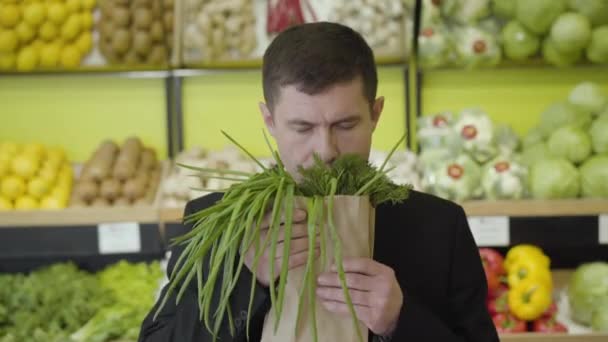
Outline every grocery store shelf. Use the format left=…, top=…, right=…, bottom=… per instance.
left=0, top=66, right=172, bottom=79
left=0, top=205, right=159, bottom=227
left=462, top=199, right=608, bottom=217
left=160, top=206, right=184, bottom=222
left=501, top=333, right=608, bottom=341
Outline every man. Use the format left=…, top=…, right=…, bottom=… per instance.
left=139, top=22, right=498, bottom=341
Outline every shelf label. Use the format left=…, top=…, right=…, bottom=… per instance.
left=98, top=222, right=141, bottom=254
left=468, top=216, right=510, bottom=247
left=600, top=215, right=608, bottom=245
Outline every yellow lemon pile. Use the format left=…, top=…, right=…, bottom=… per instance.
left=0, top=0, right=96, bottom=71
left=0, top=142, right=73, bottom=211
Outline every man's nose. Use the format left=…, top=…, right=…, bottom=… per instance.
left=316, top=129, right=338, bottom=164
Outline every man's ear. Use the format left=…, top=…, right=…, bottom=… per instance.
left=371, top=96, right=384, bottom=131
left=259, top=102, right=276, bottom=136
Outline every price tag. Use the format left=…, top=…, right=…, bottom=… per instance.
left=468, top=216, right=510, bottom=247
left=98, top=222, right=141, bottom=254
left=600, top=215, right=608, bottom=245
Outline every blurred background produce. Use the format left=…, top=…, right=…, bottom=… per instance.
left=0, top=0, right=96, bottom=70
left=0, top=142, right=73, bottom=210
left=417, top=81, right=608, bottom=201
left=0, top=261, right=162, bottom=342
left=418, top=0, right=608, bottom=68
left=71, top=136, right=161, bottom=207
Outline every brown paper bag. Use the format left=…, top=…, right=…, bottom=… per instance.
left=261, top=196, right=375, bottom=342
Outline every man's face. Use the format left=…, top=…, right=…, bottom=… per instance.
left=260, top=77, right=384, bottom=180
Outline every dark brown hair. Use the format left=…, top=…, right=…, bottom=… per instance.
left=262, top=22, right=378, bottom=110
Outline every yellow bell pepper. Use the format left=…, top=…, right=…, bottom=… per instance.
left=504, top=244, right=550, bottom=274
left=508, top=278, right=552, bottom=321
left=507, top=257, right=553, bottom=290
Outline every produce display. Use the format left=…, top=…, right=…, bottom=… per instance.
left=418, top=81, right=608, bottom=201
left=418, top=0, right=608, bottom=68
left=161, top=146, right=264, bottom=208
left=418, top=108, right=525, bottom=201
left=369, top=148, right=422, bottom=191
left=481, top=245, right=568, bottom=334
left=0, top=261, right=162, bottom=342
left=0, top=142, right=73, bottom=210
left=98, top=0, right=173, bottom=66
left=182, top=0, right=413, bottom=65
left=568, top=262, right=608, bottom=332
left=71, top=137, right=161, bottom=207
left=523, top=81, right=608, bottom=199
left=0, top=0, right=96, bottom=71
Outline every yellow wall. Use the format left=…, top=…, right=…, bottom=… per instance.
left=420, top=66, right=608, bottom=137
left=0, top=76, right=168, bottom=162
left=182, top=66, right=407, bottom=156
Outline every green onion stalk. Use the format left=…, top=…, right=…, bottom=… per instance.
left=155, top=131, right=411, bottom=342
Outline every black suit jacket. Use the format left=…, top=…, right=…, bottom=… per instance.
left=139, top=190, right=499, bottom=341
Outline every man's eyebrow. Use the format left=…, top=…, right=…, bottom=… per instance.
left=287, top=119, right=314, bottom=126
left=287, top=115, right=361, bottom=126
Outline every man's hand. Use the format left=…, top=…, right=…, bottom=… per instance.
left=316, top=257, right=403, bottom=336
left=243, top=208, right=319, bottom=287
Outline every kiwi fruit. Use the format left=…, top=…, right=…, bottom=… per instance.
left=100, top=39, right=121, bottom=63
left=113, top=197, right=131, bottom=206
left=113, top=163, right=136, bottom=182
left=147, top=45, right=166, bottom=65
left=123, top=178, right=146, bottom=201
left=99, top=0, right=114, bottom=18
left=163, top=11, right=174, bottom=31
left=76, top=181, right=98, bottom=202
left=100, top=178, right=122, bottom=201
left=124, top=49, right=142, bottom=65
left=111, top=29, right=131, bottom=55
left=112, top=6, right=131, bottom=27
left=134, top=31, right=152, bottom=56
left=150, top=21, right=164, bottom=42
left=91, top=197, right=110, bottom=207
left=134, top=8, right=153, bottom=29
left=99, top=21, right=114, bottom=39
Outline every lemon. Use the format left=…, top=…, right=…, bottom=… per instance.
left=39, top=42, right=60, bottom=67
left=11, top=154, right=39, bottom=179
left=59, top=44, right=80, bottom=68
left=0, top=142, right=19, bottom=156
left=81, top=0, right=96, bottom=10
left=1, top=175, right=26, bottom=200
left=65, top=0, right=81, bottom=13
left=59, top=162, right=72, bottom=177
left=46, top=146, right=66, bottom=164
left=75, top=31, right=90, bottom=54
left=23, top=2, right=46, bottom=27
left=47, top=2, right=67, bottom=25
left=0, top=159, right=9, bottom=177
left=15, top=195, right=39, bottom=210
left=22, top=143, right=46, bottom=159
left=38, top=165, right=58, bottom=184
left=16, top=46, right=38, bottom=71
left=27, top=176, right=51, bottom=199
left=50, top=185, right=69, bottom=202
left=60, top=14, right=80, bottom=41
left=80, top=11, right=92, bottom=30
left=0, top=29, right=18, bottom=52
left=0, top=51, right=15, bottom=69
left=15, top=21, right=35, bottom=43
left=39, top=21, right=58, bottom=41
left=0, top=196, right=12, bottom=210
left=40, top=194, right=64, bottom=209
left=0, top=4, right=20, bottom=28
